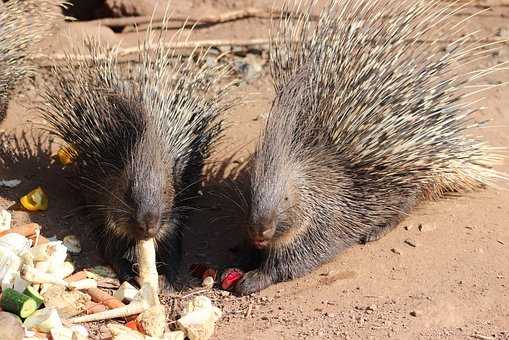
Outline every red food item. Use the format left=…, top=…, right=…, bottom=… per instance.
left=125, top=320, right=140, bottom=332
left=221, top=268, right=244, bottom=290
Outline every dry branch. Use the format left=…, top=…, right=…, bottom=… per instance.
left=29, top=36, right=507, bottom=66
left=88, top=7, right=318, bottom=31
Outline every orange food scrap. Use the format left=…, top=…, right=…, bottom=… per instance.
left=20, top=187, right=48, bottom=211
left=56, top=145, right=75, bottom=166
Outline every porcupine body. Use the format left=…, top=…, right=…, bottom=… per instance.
left=234, top=0, right=505, bottom=295
left=0, top=0, right=61, bottom=121
left=39, top=27, right=233, bottom=287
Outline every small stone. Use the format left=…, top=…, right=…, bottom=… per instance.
left=497, top=240, right=504, bottom=245
left=0, top=312, right=24, bottom=340
left=0, top=179, right=21, bottom=188
left=220, top=290, right=230, bottom=297
left=418, top=224, right=436, bottom=232
left=410, top=310, right=422, bottom=317
left=403, top=225, right=413, bottom=231
left=202, top=276, right=214, bottom=289
left=391, top=248, right=402, bottom=255
left=404, top=239, right=417, bottom=247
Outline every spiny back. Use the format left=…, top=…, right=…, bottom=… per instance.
left=39, top=25, right=234, bottom=179
left=266, top=0, right=505, bottom=195
left=0, top=0, right=62, bottom=116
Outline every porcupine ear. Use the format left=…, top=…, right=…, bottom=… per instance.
left=0, top=0, right=65, bottom=119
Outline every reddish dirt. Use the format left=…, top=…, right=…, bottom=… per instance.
left=1, top=1, right=508, bottom=339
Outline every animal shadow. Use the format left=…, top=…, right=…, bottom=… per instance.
left=0, top=129, right=104, bottom=268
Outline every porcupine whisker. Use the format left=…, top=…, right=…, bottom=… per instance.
left=173, top=177, right=206, bottom=200
left=209, top=190, right=248, bottom=215
left=79, top=176, right=133, bottom=212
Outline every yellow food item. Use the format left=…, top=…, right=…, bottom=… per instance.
left=56, top=146, right=75, bottom=166
left=20, top=187, right=48, bottom=211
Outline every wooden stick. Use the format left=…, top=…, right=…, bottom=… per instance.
left=29, top=36, right=508, bottom=66
left=0, top=223, right=41, bottom=237
left=87, top=8, right=311, bottom=30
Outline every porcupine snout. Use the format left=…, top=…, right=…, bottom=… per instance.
left=134, top=212, right=161, bottom=239
left=248, top=213, right=277, bottom=249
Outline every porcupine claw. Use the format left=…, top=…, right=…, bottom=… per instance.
left=234, top=269, right=273, bottom=296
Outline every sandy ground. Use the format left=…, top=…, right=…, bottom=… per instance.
left=1, top=1, right=509, bottom=339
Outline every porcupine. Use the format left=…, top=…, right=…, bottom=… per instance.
left=38, top=24, right=234, bottom=288
left=234, top=0, right=505, bottom=295
left=0, top=0, right=62, bottom=121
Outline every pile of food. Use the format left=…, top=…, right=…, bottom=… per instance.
left=0, top=199, right=225, bottom=340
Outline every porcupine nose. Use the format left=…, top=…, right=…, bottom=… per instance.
left=137, top=212, right=160, bottom=238
left=252, top=219, right=276, bottom=249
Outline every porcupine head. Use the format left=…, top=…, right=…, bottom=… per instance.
left=105, top=129, right=175, bottom=242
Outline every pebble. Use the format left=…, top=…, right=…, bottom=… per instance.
left=390, top=248, right=402, bottom=255
left=410, top=310, right=422, bottom=317
left=220, top=290, right=230, bottom=297
left=202, top=276, right=214, bottom=289
left=418, top=223, right=436, bottom=232
left=404, top=239, right=417, bottom=247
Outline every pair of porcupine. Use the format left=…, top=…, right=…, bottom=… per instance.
left=2, top=0, right=504, bottom=294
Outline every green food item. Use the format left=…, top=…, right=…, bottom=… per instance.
left=23, top=286, right=44, bottom=308
left=1, top=288, right=38, bottom=318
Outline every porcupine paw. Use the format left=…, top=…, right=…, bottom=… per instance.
left=158, top=274, right=175, bottom=294
left=234, top=269, right=273, bottom=296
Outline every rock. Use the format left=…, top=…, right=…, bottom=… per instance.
left=234, top=54, right=264, bottom=81
left=418, top=224, right=436, bottom=232
left=42, top=285, right=91, bottom=318
left=0, top=179, right=21, bottom=188
left=404, top=239, right=417, bottom=247
left=390, top=248, right=402, bottom=255
left=410, top=310, right=422, bottom=317
left=97, top=0, right=160, bottom=18
left=0, top=312, right=24, bottom=340
left=137, top=305, right=166, bottom=338
left=202, top=276, right=214, bottom=289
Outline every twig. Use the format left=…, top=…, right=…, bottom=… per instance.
left=29, top=36, right=508, bottom=66
left=471, top=335, right=495, bottom=340
left=88, top=8, right=317, bottom=31
left=245, top=302, right=253, bottom=318
left=29, top=38, right=271, bottom=66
